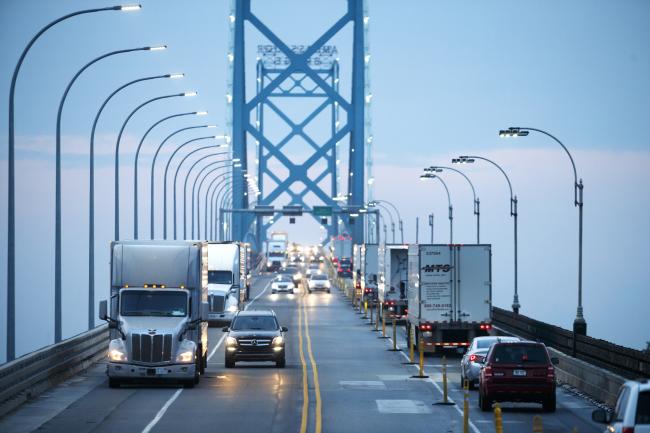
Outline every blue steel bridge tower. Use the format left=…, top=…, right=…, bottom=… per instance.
left=229, top=0, right=370, bottom=248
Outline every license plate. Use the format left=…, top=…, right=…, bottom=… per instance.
left=156, top=367, right=169, bottom=375
left=513, top=369, right=527, bottom=376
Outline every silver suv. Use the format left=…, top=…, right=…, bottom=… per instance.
left=592, top=379, right=650, bottom=433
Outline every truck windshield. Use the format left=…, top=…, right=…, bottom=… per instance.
left=269, top=252, right=285, bottom=257
left=120, top=290, right=187, bottom=317
left=209, top=270, right=233, bottom=285
left=231, top=315, right=278, bottom=330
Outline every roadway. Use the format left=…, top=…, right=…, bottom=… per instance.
left=0, top=274, right=604, bottom=433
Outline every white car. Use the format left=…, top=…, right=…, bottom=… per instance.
left=593, top=379, right=650, bottom=432
left=271, top=275, right=295, bottom=294
left=460, top=336, right=520, bottom=389
left=307, top=274, right=331, bottom=293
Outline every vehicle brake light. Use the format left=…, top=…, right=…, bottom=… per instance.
left=469, top=354, right=484, bottom=363
left=479, top=323, right=492, bottom=330
left=622, top=428, right=634, bottom=433
left=547, top=366, right=555, bottom=379
left=419, top=324, right=432, bottom=331
left=483, top=365, right=492, bottom=378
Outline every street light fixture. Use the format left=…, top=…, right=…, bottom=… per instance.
left=500, top=126, right=586, bottom=340
left=420, top=173, right=453, bottom=244
left=426, top=166, right=480, bottom=243
left=453, top=155, right=520, bottom=314
left=6, top=3, right=144, bottom=360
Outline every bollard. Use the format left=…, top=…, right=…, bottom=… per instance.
left=493, top=402, right=503, bottom=433
left=409, top=326, right=415, bottom=363
left=369, top=301, right=374, bottom=322
left=532, top=415, right=543, bottom=432
left=410, top=333, right=429, bottom=378
left=374, top=302, right=380, bottom=331
left=463, top=379, right=469, bottom=433
left=380, top=308, right=388, bottom=338
left=387, top=317, right=398, bottom=351
left=363, top=300, right=368, bottom=319
left=442, top=356, right=449, bottom=403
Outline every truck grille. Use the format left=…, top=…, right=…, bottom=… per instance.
left=131, top=333, right=173, bottom=363
left=209, top=294, right=225, bottom=313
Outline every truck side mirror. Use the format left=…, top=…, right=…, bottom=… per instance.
left=99, top=300, right=108, bottom=321
left=200, top=302, right=209, bottom=322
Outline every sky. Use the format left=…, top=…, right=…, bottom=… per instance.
left=0, top=0, right=648, bottom=361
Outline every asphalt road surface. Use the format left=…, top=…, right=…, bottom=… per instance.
left=0, top=274, right=604, bottom=433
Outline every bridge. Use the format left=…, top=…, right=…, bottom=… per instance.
left=1, top=1, right=649, bottom=433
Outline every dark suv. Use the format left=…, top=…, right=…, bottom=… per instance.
left=223, top=310, right=287, bottom=368
left=478, top=341, right=558, bottom=412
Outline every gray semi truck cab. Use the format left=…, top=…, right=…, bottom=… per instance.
left=99, top=240, right=209, bottom=388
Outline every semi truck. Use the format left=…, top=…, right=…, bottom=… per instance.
left=378, top=244, right=409, bottom=320
left=265, top=240, right=287, bottom=272
left=206, top=242, right=249, bottom=325
left=331, top=235, right=353, bottom=277
left=357, top=244, right=379, bottom=302
left=407, top=244, right=492, bottom=353
left=99, top=240, right=209, bottom=388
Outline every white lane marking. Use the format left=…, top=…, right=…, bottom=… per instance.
left=376, top=399, right=432, bottom=414
left=391, top=338, right=483, bottom=433
left=141, top=276, right=270, bottom=433
left=141, top=388, right=183, bottom=433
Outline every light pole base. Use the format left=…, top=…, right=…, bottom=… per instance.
left=512, top=301, right=520, bottom=315
left=573, top=316, right=587, bottom=336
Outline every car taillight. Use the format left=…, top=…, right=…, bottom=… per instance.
left=469, top=354, right=483, bottom=363
left=622, top=428, right=634, bottom=433
left=479, top=323, right=492, bottom=330
left=547, top=366, right=555, bottom=380
left=483, top=365, right=492, bottom=378
left=419, top=324, right=432, bottom=331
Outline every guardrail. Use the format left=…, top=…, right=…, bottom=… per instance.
left=0, top=325, right=108, bottom=418
left=491, top=307, right=650, bottom=379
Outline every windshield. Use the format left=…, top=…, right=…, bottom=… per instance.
left=231, top=315, right=278, bottom=331
left=208, top=270, right=233, bottom=285
left=491, top=344, right=549, bottom=364
left=311, top=274, right=328, bottom=280
left=275, top=275, right=292, bottom=282
left=269, top=252, right=285, bottom=257
left=120, top=290, right=187, bottom=317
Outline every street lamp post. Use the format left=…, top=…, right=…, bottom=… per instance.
left=89, top=73, right=180, bottom=329
left=187, top=159, right=231, bottom=238
left=56, top=47, right=165, bottom=341
left=114, top=90, right=197, bottom=239
left=132, top=109, right=206, bottom=238
left=420, top=173, right=453, bottom=244
left=209, top=175, right=233, bottom=240
left=149, top=124, right=217, bottom=239
left=500, top=127, right=586, bottom=339
left=453, top=155, right=520, bottom=314
left=6, top=2, right=142, bottom=361
left=426, top=166, right=480, bottom=243
left=428, top=213, right=434, bottom=243
left=370, top=199, right=404, bottom=243
left=202, top=172, right=232, bottom=239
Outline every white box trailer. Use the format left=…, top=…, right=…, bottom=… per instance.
left=360, top=244, right=379, bottom=302
left=378, top=244, right=409, bottom=319
left=206, top=242, right=248, bottom=325
left=407, top=244, right=492, bottom=352
left=352, top=244, right=362, bottom=298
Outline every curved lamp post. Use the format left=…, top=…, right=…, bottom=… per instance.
left=132, top=110, right=207, bottom=238
left=420, top=173, right=453, bottom=244
left=88, top=72, right=181, bottom=329
left=55, top=45, right=161, bottom=341
left=500, top=126, right=586, bottom=339
left=426, top=165, right=480, bottom=243
left=114, top=90, right=197, bottom=239
left=209, top=175, right=232, bottom=240
left=6, top=2, right=142, bottom=361
left=189, top=160, right=231, bottom=238
left=150, top=124, right=217, bottom=239
left=453, top=155, right=519, bottom=314
left=368, top=201, right=395, bottom=242
left=369, top=199, right=403, bottom=243
left=200, top=171, right=231, bottom=239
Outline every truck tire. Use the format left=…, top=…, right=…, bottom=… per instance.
left=108, top=377, right=121, bottom=388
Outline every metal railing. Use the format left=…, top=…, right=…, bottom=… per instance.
left=492, top=307, right=649, bottom=379
left=0, top=325, right=108, bottom=418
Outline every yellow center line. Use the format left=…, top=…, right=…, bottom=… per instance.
left=303, top=293, right=322, bottom=433
left=298, top=291, right=309, bottom=433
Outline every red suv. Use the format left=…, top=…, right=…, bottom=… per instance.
left=478, top=341, right=558, bottom=412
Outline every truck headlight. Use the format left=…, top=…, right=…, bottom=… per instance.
left=176, top=339, right=196, bottom=363
left=108, top=339, right=127, bottom=362
left=272, top=336, right=284, bottom=346
left=227, top=305, right=238, bottom=313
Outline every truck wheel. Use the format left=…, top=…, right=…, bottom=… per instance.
left=276, top=356, right=286, bottom=368
left=108, top=378, right=121, bottom=388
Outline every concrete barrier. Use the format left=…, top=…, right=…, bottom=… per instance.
left=549, top=347, right=625, bottom=407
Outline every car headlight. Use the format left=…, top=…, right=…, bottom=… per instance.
left=176, top=339, right=196, bottom=363
left=108, top=338, right=127, bottom=362
left=324, top=281, right=331, bottom=288
left=272, top=336, right=284, bottom=346
left=227, top=305, right=238, bottom=313
left=226, top=336, right=238, bottom=346
left=267, top=261, right=272, bottom=266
